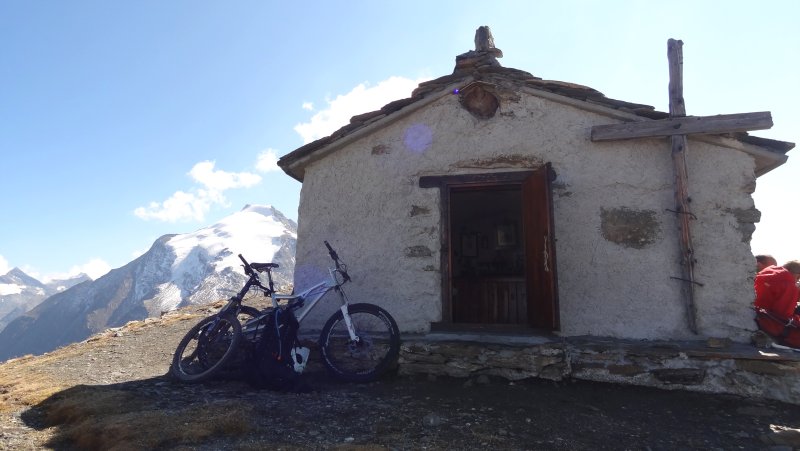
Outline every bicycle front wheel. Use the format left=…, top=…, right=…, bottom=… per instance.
left=319, top=303, right=400, bottom=382
left=171, top=313, right=242, bottom=383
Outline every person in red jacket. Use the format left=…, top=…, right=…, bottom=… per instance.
left=754, top=260, right=800, bottom=319
left=755, top=254, right=778, bottom=273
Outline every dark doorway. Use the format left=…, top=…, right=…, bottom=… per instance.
left=450, top=187, right=526, bottom=324
left=420, top=164, right=560, bottom=331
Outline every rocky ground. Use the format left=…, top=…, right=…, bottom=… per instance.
left=1, top=303, right=799, bottom=450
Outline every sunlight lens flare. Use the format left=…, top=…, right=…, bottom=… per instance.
left=403, top=123, right=433, bottom=154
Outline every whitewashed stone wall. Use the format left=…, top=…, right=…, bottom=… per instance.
left=291, top=88, right=758, bottom=342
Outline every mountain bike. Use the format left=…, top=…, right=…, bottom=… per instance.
left=170, top=241, right=401, bottom=384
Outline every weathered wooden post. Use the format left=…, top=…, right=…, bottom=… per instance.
left=590, top=39, right=774, bottom=334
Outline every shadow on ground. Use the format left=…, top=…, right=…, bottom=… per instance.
left=20, top=372, right=800, bottom=450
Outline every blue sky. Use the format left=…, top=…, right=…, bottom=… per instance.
left=1, top=1, right=798, bottom=281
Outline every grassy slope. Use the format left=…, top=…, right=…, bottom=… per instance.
left=0, top=308, right=261, bottom=449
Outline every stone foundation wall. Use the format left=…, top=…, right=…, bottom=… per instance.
left=398, top=337, right=800, bottom=405
left=399, top=341, right=569, bottom=381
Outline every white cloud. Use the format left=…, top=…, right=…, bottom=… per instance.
left=41, top=258, right=111, bottom=282
left=751, top=188, right=800, bottom=266
left=0, top=254, right=10, bottom=274
left=19, top=265, right=40, bottom=280
left=135, top=161, right=262, bottom=222
left=134, top=190, right=211, bottom=222
left=189, top=160, right=261, bottom=191
left=0, top=283, right=22, bottom=295
left=70, top=258, right=111, bottom=280
left=136, top=76, right=430, bottom=224
left=255, top=149, right=281, bottom=173
left=294, top=76, right=430, bottom=144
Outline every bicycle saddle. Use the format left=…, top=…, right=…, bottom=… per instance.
left=251, top=262, right=279, bottom=271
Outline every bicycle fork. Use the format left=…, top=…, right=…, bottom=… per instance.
left=335, top=287, right=360, bottom=343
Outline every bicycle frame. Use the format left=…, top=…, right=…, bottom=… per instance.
left=272, top=266, right=359, bottom=341
left=218, top=273, right=267, bottom=317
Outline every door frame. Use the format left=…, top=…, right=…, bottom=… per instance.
left=419, top=165, right=559, bottom=330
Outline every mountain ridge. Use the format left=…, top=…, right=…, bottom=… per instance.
left=0, top=204, right=296, bottom=362
left=0, top=268, right=89, bottom=332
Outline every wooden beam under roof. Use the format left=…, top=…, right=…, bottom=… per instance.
left=590, top=111, right=772, bottom=142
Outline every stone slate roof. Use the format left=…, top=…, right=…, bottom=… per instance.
left=278, top=44, right=794, bottom=182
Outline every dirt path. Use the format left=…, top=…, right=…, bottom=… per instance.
left=1, top=303, right=799, bottom=450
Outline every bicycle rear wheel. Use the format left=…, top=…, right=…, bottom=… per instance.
left=319, top=303, right=400, bottom=382
left=171, top=313, right=242, bottom=383
left=238, top=305, right=263, bottom=328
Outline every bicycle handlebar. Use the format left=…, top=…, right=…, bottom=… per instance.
left=323, top=240, right=351, bottom=282
left=238, top=254, right=254, bottom=276
left=324, top=240, right=338, bottom=260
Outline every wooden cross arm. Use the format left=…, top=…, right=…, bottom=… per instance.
left=590, top=111, right=772, bottom=142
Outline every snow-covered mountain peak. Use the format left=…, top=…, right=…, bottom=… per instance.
left=0, top=268, right=42, bottom=296
left=167, top=204, right=295, bottom=277
left=240, top=204, right=274, bottom=216
left=3, top=268, right=42, bottom=287
left=139, top=204, right=297, bottom=314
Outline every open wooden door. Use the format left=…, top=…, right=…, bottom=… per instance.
left=419, top=166, right=559, bottom=330
left=522, top=163, right=560, bottom=330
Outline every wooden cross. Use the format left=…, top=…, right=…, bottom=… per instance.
left=590, top=39, right=773, bottom=334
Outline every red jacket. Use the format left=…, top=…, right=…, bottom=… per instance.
left=754, top=265, right=799, bottom=319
